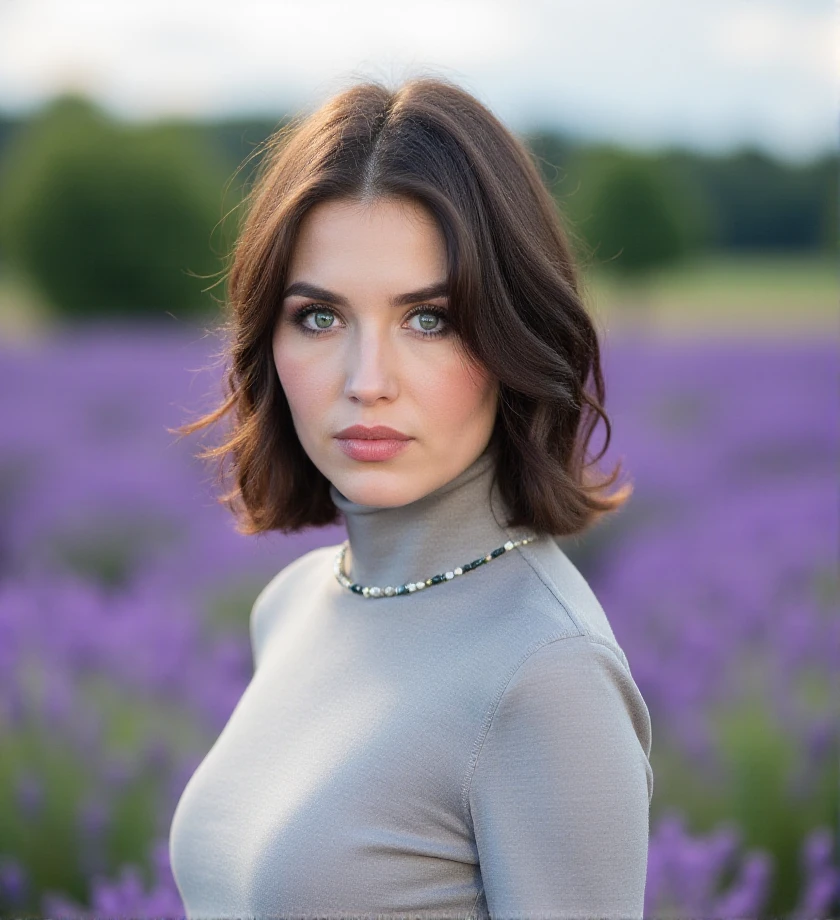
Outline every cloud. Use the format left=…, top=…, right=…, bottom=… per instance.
left=0, top=0, right=833, bottom=160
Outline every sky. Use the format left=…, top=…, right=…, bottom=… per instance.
left=0, top=0, right=836, bottom=162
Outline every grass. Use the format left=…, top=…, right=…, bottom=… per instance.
left=583, top=251, right=838, bottom=339
left=0, top=263, right=55, bottom=341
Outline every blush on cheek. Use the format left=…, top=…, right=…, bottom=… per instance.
left=279, top=369, right=329, bottom=413
left=274, top=333, right=315, bottom=384
left=429, top=359, right=495, bottom=426
left=273, top=348, right=324, bottom=417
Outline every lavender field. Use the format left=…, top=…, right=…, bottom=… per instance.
left=0, top=324, right=837, bottom=919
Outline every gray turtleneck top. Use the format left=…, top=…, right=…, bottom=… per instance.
left=169, top=446, right=654, bottom=919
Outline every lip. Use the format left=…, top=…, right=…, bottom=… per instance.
left=336, top=438, right=413, bottom=462
left=334, top=424, right=412, bottom=440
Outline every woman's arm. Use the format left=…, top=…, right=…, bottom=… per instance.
left=466, top=633, right=654, bottom=920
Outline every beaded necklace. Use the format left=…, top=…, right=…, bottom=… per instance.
left=333, top=534, right=538, bottom=599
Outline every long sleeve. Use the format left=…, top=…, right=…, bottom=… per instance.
left=466, top=633, right=654, bottom=920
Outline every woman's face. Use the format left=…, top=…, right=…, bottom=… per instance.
left=273, top=196, right=499, bottom=509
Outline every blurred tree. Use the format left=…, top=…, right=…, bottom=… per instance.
left=524, top=129, right=576, bottom=196
left=524, top=130, right=595, bottom=269
left=0, top=93, right=229, bottom=322
left=560, top=147, right=707, bottom=281
left=694, top=148, right=836, bottom=253
left=207, top=116, right=286, bottom=179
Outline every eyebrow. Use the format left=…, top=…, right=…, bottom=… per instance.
left=281, top=280, right=449, bottom=308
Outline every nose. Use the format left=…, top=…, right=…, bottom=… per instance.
left=343, top=324, right=399, bottom=404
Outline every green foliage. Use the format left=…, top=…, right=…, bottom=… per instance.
left=0, top=94, right=230, bottom=321
left=556, top=147, right=709, bottom=280
left=0, top=722, right=91, bottom=905
left=523, top=129, right=576, bottom=197
left=47, top=513, right=184, bottom=589
left=203, top=576, right=266, bottom=633
left=651, top=687, right=838, bottom=918
left=0, top=663, right=213, bottom=914
left=690, top=148, right=837, bottom=253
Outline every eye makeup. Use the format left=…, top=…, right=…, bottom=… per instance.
left=287, top=303, right=452, bottom=340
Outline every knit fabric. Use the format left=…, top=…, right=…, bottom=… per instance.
left=169, top=445, right=654, bottom=919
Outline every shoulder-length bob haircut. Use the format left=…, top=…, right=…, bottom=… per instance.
left=175, top=75, right=632, bottom=538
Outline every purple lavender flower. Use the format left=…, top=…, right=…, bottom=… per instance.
left=645, top=811, right=773, bottom=918
left=789, top=827, right=840, bottom=920
left=0, top=856, right=28, bottom=905
left=1, top=323, right=836, bottom=916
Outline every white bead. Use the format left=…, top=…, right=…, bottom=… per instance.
left=408, top=584, right=416, bottom=592
left=504, top=541, right=514, bottom=550
left=384, top=586, right=394, bottom=596
left=454, top=567, right=463, bottom=575
left=445, top=572, right=454, bottom=580
left=371, top=587, right=381, bottom=597
left=416, top=581, right=425, bottom=590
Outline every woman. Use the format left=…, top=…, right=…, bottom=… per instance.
left=169, top=75, right=653, bottom=920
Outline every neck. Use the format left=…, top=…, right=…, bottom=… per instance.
left=329, top=446, right=520, bottom=588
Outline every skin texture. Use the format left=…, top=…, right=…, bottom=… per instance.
left=273, top=195, right=499, bottom=516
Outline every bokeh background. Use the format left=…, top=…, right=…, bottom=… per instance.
left=0, top=2, right=837, bottom=917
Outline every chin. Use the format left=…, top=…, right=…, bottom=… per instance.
left=335, top=466, right=427, bottom=507
left=341, top=481, right=412, bottom=508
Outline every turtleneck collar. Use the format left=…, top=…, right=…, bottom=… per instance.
left=328, top=444, right=525, bottom=589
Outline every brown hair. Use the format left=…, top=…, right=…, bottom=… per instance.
left=174, top=74, right=632, bottom=538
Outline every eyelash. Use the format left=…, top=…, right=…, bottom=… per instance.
left=288, top=303, right=451, bottom=340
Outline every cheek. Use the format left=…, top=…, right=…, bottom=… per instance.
left=420, top=355, right=497, bottom=425
left=273, top=340, right=331, bottom=423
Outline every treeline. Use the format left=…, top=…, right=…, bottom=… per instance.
left=527, top=132, right=834, bottom=256
left=0, top=94, right=833, bottom=321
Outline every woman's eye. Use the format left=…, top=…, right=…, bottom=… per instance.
left=311, top=310, right=335, bottom=330
left=290, top=306, right=337, bottom=333
left=291, top=304, right=449, bottom=338
left=411, top=311, right=446, bottom=334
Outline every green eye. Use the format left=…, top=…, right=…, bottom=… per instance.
left=291, top=303, right=451, bottom=339
left=417, top=313, right=439, bottom=331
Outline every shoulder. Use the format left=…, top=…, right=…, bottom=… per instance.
left=465, top=631, right=654, bottom=815
left=465, top=633, right=654, bottom=919
left=513, top=533, right=623, bottom=651
left=496, top=533, right=632, bottom=683
left=487, top=633, right=651, bottom=755
left=249, top=542, right=339, bottom=668
left=475, top=534, right=649, bottom=754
